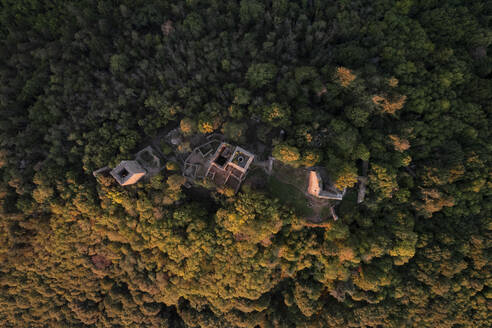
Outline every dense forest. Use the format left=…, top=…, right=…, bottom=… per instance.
left=0, top=0, right=491, bottom=327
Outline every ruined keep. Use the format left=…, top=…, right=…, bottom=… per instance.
left=307, top=170, right=345, bottom=200
left=205, top=142, right=255, bottom=193
left=110, top=160, right=147, bottom=186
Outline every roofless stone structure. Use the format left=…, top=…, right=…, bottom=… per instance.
left=110, top=160, right=146, bottom=186
left=205, top=142, right=255, bottom=193
left=307, top=171, right=345, bottom=200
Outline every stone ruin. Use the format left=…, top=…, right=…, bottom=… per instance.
left=110, top=160, right=146, bottom=186
left=94, top=146, right=162, bottom=186
left=307, top=170, right=346, bottom=201
left=183, top=139, right=255, bottom=194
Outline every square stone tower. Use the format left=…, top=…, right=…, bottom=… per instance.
left=110, top=160, right=146, bottom=186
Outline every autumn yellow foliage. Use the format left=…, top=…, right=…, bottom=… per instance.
left=372, top=94, right=407, bottom=114
left=402, top=155, right=412, bottom=167
left=217, top=186, right=235, bottom=197
left=388, top=77, right=399, bottom=87
left=268, top=105, right=283, bottom=120
left=389, top=135, right=410, bottom=152
left=272, top=144, right=300, bottom=164
left=334, top=165, right=358, bottom=190
left=369, top=164, right=398, bottom=199
left=180, top=117, right=196, bottom=136
left=198, top=120, right=214, bottom=133
left=301, top=150, right=321, bottom=167
left=338, top=246, right=356, bottom=263
left=415, top=188, right=455, bottom=217
left=335, top=66, right=356, bottom=87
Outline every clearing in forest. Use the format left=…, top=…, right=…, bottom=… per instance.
left=266, top=160, right=333, bottom=222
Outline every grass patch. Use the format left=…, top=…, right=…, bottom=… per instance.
left=242, top=167, right=268, bottom=191
left=320, top=206, right=332, bottom=218
left=246, top=167, right=268, bottom=180
left=267, top=176, right=314, bottom=217
left=271, top=160, right=308, bottom=189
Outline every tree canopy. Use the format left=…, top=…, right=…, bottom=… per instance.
left=0, top=0, right=490, bottom=327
